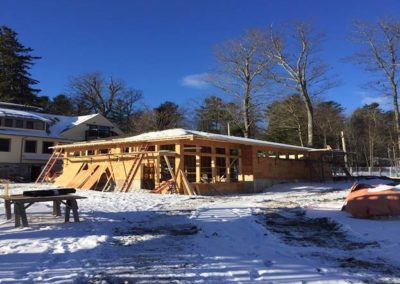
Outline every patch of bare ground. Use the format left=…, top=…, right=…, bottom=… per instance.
left=264, top=208, right=378, bottom=249
left=262, top=207, right=400, bottom=283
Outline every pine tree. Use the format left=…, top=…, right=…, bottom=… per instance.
left=0, top=26, right=40, bottom=104
left=195, top=95, right=232, bottom=134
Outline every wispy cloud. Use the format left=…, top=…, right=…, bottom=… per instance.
left=181, top=73, right=210, bottom=89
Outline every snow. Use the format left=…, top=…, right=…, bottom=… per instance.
left=0, top=180, right=399, bottom=283
left=57, top=128, right=314, bottom=151
left=0, top=107, right=98, bottom=139
left=0, top=108, right=51, bottom=122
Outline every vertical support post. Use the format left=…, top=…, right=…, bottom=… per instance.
left=175, top=143, right=183, bottom=192
left=225, top=149, right=231, bottom=183
left=155, top=144, right=160, bottom=188
left=238, top=150, right=243, bottom=182
left=53, top=200, right=61, bottom=216
left=14, top=203, right=21, bottom=227
left=65, top=200, right=71, bottom=222
left=211, top=153, right=217, bottom=183
left=195, top=154, right=201, bottom=183
left=5, top=200, right=11, bottom=220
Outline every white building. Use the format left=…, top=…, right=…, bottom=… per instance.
left=0, top=102, right=123, bottom=181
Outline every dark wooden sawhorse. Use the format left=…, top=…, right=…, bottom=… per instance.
left=1, top=194, right=87, bottom=227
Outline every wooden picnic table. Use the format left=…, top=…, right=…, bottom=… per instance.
left=1, top=194, right=87, bottom=227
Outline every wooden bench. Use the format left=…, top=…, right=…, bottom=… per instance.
left=1, top=194, right=87, bottom=227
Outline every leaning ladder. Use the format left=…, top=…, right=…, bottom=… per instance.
left=120, top=144, right=149, bottom=192
left=35, top=149, right=64, bottom=183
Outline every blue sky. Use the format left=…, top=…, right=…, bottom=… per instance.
left=1, top=0, right=399, bottom=113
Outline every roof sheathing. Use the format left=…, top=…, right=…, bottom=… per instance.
left=53, top=128, right=313, bottom=152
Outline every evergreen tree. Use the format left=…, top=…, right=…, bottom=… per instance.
left=48, top=94, right=75, bottom=115
left=154, top=101, right=185, bottom=130
left=195, top=96, right=232, bottom=134
left=0, top=26, right=40, bottom=104
left=265, top=95, right=307, bottom=146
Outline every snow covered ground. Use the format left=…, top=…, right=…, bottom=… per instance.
left=0, top=179, right=399, bottom=283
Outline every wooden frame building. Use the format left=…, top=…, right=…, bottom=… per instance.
left=48, top=129, right=340, bottom=195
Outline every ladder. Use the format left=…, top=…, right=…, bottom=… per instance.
left=35, top=149, right=64, bottom=184
left=120, top=144, right=149, bottom=192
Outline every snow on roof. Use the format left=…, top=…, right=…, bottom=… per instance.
left=0, top=107, right=99, bottom=139
left=42, top=113, right=98, bottom=137
left=0, top=107, right=51, bottom=122
left=56, top=128, right=313, bottom=151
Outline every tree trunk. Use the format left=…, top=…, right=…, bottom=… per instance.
left=297, top=123, right=304, bottom=147
left=391, top=81, right=400, bottom=155
left=243, top=88, right=250, bottom=138
left=243, top=58, right=251, bottom=138
left=300, top=85, right=314, bottom=147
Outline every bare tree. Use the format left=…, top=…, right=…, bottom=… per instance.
left=209, top=30, right=273, bottom=138
left=350, top=19, right=400, bottom=154
left=69, top=72, right=142, bottom=133
left=268, top=22, right=336, bottom=147
left=69, top=72, right=141, bottom=119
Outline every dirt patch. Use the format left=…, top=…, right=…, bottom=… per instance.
left=263, top=208, right=378, bottom=250
left=118, top=224, right=199, bottom=236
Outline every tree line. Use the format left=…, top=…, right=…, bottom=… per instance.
left=1, top=20, right=400, bottom=167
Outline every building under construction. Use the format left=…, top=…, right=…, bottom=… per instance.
left=40, top=129, right=346, bottom=195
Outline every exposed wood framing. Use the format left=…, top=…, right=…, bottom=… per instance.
left=48, top=135, right=338, bottom=195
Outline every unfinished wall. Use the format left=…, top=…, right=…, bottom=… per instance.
left=54, top=137, right=334, bottom=194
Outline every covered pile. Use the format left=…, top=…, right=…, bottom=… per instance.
left=343, top=183, right=400, bottom=218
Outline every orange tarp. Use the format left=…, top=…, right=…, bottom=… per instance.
left=344, top=183, right=400, bottom=218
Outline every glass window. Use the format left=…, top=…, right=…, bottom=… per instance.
left=34, top=121, right=45, bottom=130
left=16, top=119, right=24, bottom=128
left=230, top=148, right=239, bottom=156
left=24, top=140, right=37, bottom=153
left=0, top=138, right=10, bottom=152
left=4, top=118, right=13, bottom=127
left=26, top=121, right=34, bottom=129
left=86, top=149, right=95, bottom=156
left=42, top=141, right=53, bottom=154
left=216, top=148, right=226, bottom=155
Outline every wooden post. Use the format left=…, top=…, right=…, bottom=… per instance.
left=155, top=144, right=161, bottom=187
left=238, top=151, right=243, bottom=182
left=5, top=200, right=11, bottom=220
left=211, top=154, right=217, bottom=183
left=65, top=200, right=71, bottom=222
left=225, top=150, right=231, bottom=183
left=14, top=203, right=21, bottom=227
left=195, top=154, right=201, bottom=183
left=175, top=143, right=183, bottom=192
left=53, top=200, right=61, bottom=216
left=70, top=199, right=80, bottom=222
